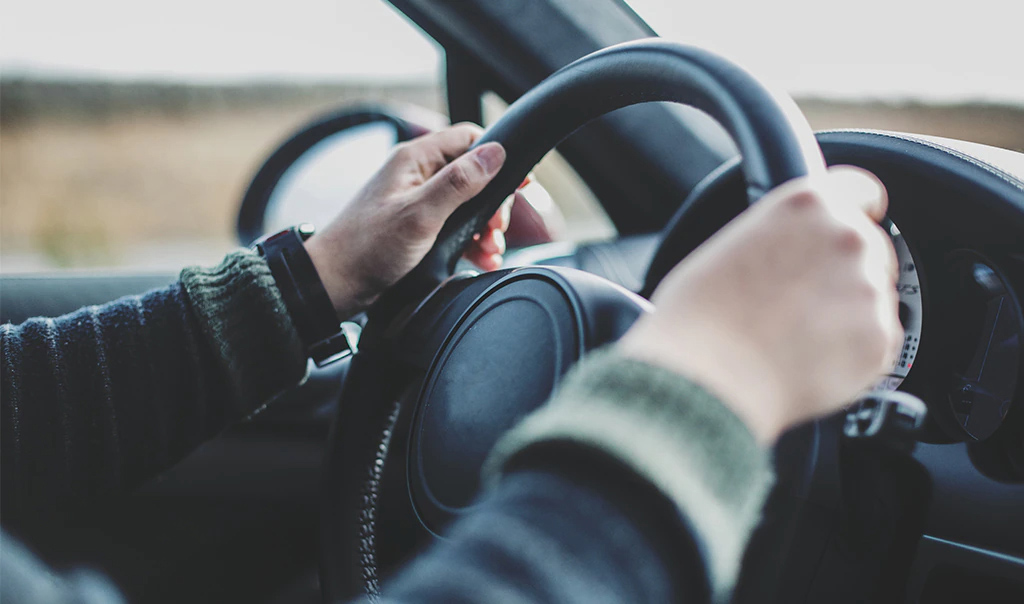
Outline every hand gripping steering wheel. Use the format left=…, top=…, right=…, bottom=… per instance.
left=319, top=39, right=826, bottom=601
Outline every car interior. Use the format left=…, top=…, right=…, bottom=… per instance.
left=1, top=1, right=1022, bottom=603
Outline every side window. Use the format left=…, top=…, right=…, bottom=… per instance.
left=0, top=1, right=444, bottom=272
left=481, top=93, right=616, bottom=243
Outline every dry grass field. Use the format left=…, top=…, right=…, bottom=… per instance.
left=2, top=80, right=1022, bottom=272
left=0, top=81, right=445, bottom=271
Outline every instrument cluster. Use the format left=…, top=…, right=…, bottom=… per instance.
left=889, top=221, right=1023, bottom=472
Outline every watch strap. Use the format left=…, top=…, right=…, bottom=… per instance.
left=254, top=225, right=351, bottom=366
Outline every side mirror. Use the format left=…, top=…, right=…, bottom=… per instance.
left=236, top=105, right=441, bottom=244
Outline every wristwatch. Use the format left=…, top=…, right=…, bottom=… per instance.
left=252, top=224, right=357, bottom=366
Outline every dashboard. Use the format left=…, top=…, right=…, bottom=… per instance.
left=816, top=131, right=1024, bottom=599
left=814, top=131, right=1024, bottom=452
left=883, top=213, right=1021, bottom=447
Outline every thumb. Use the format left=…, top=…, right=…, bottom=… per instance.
left=421, top=142, right=506, bottom=218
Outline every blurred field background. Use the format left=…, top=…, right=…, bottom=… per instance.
left=2, top=79, right=1024, bottom=273
left=0, top=80, right=446, bottom=271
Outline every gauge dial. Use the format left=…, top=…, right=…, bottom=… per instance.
left=945, top=252, right=1022, bottom=441
left=880, top=220, right=923, bottom=391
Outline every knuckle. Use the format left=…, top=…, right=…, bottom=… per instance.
left=854, top=279, right=882, bottom=303
left=390, top=142, right=414, bottom=161
left=452, top=121, right=483, bottom=135
left=876, top=327, right=897, bottom=363
left=867, top=319, right=890, bottom=346
left=859, top=321, right=892, bottom=363
left=866, top=221, right=892, bottom=248
left=858, top=306, right=901, bottom=365
left=445, top=162, right=472, bottom=193
left=892, top=322, right=906, bottom=350
left=783, top=188, right=827, bottom=212
left=833, top=224, right=867, bottom=254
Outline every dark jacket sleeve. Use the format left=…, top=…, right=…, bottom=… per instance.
left=482, top=350, right=775, bottom=602
left=1, top=251, right=773, bottom=604
left=380, top=461, right=709, bottom=604
left=0, top=250, right=307, bottom=518
left=1, top=343, right=772, bottom=604
left=2, top=459, right=702, bottom=604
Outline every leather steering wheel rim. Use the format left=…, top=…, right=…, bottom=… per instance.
left=320, top=38, right=827, bottom=602
left=372, top=38, right=825, bottom=320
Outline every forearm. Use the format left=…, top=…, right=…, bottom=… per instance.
left=377, top=349, right=774, bottom=604
left=0, top=251, right=307, bottom=518
left=484, top=349, right=775, bottom=601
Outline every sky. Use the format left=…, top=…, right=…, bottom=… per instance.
left=0, top=0, right=441, bottom=81
left=1, top=0, right=1022, bottom=104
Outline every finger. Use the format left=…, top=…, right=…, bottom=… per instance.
left=409, top=123, right=485, bottom=174
left=464, top=227, right=506, bottom=271
left=475, top=227, right=506, bottom=256
left=463, top=244, right=503, bottom=271
left=888, top=310, right=906, bottom=373
left=488, top=196, right=515, bottom=232
left=867, top=225, right=900, bottom=297
left=879, top=280, right=905, bottom=375
left=419, top=142, right=506, bottom=219
left=825, top=165, right=888, bottom=223
left=882, top=226, right=899, bottom=284
left=863, top=227, right=902, bottom=372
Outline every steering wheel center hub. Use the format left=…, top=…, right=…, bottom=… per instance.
left=408, top=274, right=583, bottom=533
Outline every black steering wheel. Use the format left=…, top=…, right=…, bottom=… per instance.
left=319, top=38, right=826, bottom=602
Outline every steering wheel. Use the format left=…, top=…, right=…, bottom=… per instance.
left=319, top=38, right=826, bottom=602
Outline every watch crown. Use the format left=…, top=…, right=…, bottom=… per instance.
left=297, top=223, right=316, bottom=240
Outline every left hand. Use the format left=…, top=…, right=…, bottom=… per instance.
left=304, top=123, right=509, bottom=319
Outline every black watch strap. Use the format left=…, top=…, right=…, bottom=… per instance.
left=254, top=224, right=354, bottom=366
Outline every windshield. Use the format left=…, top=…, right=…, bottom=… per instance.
left=625, top=0, right=1023, bottom=105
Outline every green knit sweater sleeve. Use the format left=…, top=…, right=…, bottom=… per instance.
left=484, top=347, right=775, bottom=603
left=1, top=249, right=308, bottom=517
left=180, top=249, right=308, bottom=416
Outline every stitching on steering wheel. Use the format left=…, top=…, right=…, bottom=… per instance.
left=823, top=129, right=1024, bottom=194
left=358, top=400, right=402, bottom=600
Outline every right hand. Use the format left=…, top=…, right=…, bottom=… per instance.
left=304, top=124, right=509, bottom=320
left=618, top=166, right=902, bottom=445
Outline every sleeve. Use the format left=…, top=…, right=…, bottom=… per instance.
left=483, top=348, right=770, bottom=601
left=371, top=348, right=774, bottom=604
left=483, top=348, right=775, bottom=603
left=378, top=464, right=708, bottom=604
left=1, top=250, right=307, bottom=520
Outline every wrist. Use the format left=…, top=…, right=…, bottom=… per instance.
left=304, top=235, right=378, bottom=320
left=617, top=317, right=791, bottom=445
left=253, top=225, right=356, bottom=367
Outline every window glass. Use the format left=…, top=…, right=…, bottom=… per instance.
left=626, top=0, right=1023, bottom=103
left=0, top=0, right=444, bottom=272
left=264, top=123, right=399, bottom=235
left=625, top=0, right=1024, bottom=151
